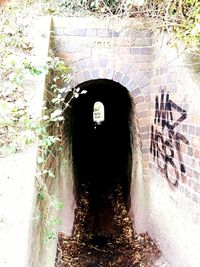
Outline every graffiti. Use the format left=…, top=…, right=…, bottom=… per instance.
left=150, top=90, right=189, bottom=187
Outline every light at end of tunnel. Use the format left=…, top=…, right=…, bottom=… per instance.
left=93, top=101, right=105, bottom=126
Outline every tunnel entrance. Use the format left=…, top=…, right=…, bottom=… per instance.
left=56, top=79, right=163, bottom=266
left=70, top=79, right=133, bottom=237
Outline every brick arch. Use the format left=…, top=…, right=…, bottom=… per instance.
left=71, top=57, right=150, bottom=165
left=72, top=58, right=149, bottom=109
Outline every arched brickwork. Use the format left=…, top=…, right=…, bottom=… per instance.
left=70, top=57, right=151, bottom=172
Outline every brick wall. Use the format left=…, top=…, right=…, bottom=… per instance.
left=52, top=17, right=200, bottom=267
left=147, top=32, right=200, bottom=267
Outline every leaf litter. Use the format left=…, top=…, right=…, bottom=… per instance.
left=55, top=185, right=163, bottom=267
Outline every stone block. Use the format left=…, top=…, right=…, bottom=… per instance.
left=113, top=71, right=123, bottom=83
left=63, top=28, right=75, bottom=36
left=192, top=193, right=198, bottom=203
left=189, top=125, right=195, bottom=136
left=91, top=69, right=99, bottom=79
left=168, top=72, right=177, bottom=83
left=130, top=47, right=152, bottom=55
left=97, top=29, right=112, bottom=38
left=137, top=110, right=149, bottom=118
left=86, top=59, right=94, bottom=69
left=136, top=63, right=152, bottom=70
left=126, top=80, right=137, bottom=91
left=141, top=140, right=150, bottom=148
left=131, top=88, right=141, bottom=98
left=120, top=75, right=130, bottom=87
left=145, top=95, right=151, bottom=103
left=106, top=69, right=114, bottom=80
left=135, top=55, right=152, bottom=63
left=185, top=187, right=192, bottom=199
left=120, top=63, right=132, bottom=74
left=54, top=27, right=63, bottom=36
left=140, top=133, right=149, bottom=141
left=134, top=95, right=145, bottom=104
left=63, top=44, right=78, bottom=53
left=81, top=46, right=92, bottom=56
left=130, top=47, right=141, bottom=55
left=117, top=47, right=131, bottom=55
left=82, top=70, right=91, bottom=81
left=86, top=28, right=97, bottom=37
left=193, top=170, right=200, bottom=181
left=98, top=68, right=106, bottom=78
left=73, top=62, right=81, bottom=72
left=143, top=154, right=150, bottom=162
left=73, top=28, right=87, bottom=36
left=99, top=57, right=108, bottom=67
left=139, top=125, right=149, bottom=133
left=187, top=146, right=194, bottom=157
left=138, top=77, right=150, bottom=89
left=113, top=31, right=120, bottom=37
left=194, top=149, right=200, bottom=160
left=138, top=117, right=150, bottom=127
left=74, top=72, right=84, bottom=85
left=134, top=71, right=144, bottom=83
left=78, top=59, right=87, bottom=69
left=142, top=47, right=152, bottom=55
left=135, top=102, right=147, bottom=112
left=133, top=37, right=152, bottom=46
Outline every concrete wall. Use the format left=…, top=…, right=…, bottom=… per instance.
left=0, top=149, right=37, bottom=267
left=52, top=17, right=200, bottom=267
left=0, top=17, right=51, bottom=267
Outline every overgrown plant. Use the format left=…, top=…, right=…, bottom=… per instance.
left=0, top=2, right=42, bottom=154
left=32, top=56, right=87, bottom=253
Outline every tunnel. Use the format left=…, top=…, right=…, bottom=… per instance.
left=66, top=79, right=133, bottom=239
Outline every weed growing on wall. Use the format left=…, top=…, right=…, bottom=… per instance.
left=34, top=56, right=87, bottom=245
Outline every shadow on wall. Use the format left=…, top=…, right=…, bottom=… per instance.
left=64, top=79, right=133, bottom=235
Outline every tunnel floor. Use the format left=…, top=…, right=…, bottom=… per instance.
left=55, top=185, right=163, bottom=267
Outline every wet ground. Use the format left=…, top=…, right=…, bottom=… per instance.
left=55, top=186, right=168, bottom=267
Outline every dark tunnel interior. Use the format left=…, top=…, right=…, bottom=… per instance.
left=69, top=79, right=133, bottom=237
